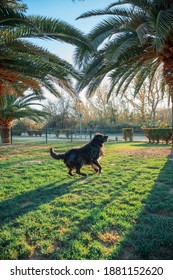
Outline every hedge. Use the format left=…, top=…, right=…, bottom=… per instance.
left=142, top=128, right=172, bottom=144
left=55, top=130, right=74, bottom=138
left=27, top=130, right=43, bottom=137
left=122, top=128, right=133, bottom=142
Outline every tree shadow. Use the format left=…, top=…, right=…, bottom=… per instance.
left=44, top=171, right=149, bottom=260
left=44, top=157, right=173, bottom=260
left=1, top=152, right=173, bottom=260
left=110, top=158, right=173, bottom=260
left=0, top=177, right=83, bottom=227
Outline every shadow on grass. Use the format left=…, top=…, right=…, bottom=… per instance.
left=0, top=178, right=82, bottom=227
left=111, top=158, right=173, bottom=260
left=46, top=172, right=148, bottom=260
left=1, top=147, right=173, bottom=260
left=42, top=155, right=173, bottom=260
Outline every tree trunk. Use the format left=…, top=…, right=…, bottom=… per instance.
left=0, top=127, right=11, bottom=144
left=163, top=59, right=173, bottom=151
left=166, top=93, right=173, bottom=158
left=167, top=93, right=173, bottom=155
left=172, top=97, right=173, bottom=148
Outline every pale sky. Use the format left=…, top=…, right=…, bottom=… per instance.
left=25, top=0, right=109, bottom=63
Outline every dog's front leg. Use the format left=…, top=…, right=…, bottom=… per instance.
left=93, top=160, right=102, bottom=174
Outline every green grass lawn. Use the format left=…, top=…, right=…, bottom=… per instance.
left=1, top=141, right=173, bottom=260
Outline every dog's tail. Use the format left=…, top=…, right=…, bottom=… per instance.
left=50, top=148, right=65, bottom=160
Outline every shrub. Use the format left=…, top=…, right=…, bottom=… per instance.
left=55, top=130, right=74, bottom=138
left=142, top=128, right=172, bottom=144
left=122, top=128, right=133, bottom=142
left=27, top=130, right=43, bottom=137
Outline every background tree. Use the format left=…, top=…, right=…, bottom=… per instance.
left=123, top=71, right=167, bottom=126
left=44, top=93, right=78, bottom=129
left=85, top=85, right=119, bottom=128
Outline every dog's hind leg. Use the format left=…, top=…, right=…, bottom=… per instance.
left=66, top=163, right=74, bottom=176
left=93, top=160, right=102, bottom=174
left=68, top=168, right=74, bottom=176
left=76, top=163, right=87, bottom=177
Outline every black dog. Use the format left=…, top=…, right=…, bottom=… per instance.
left=50, top=133, right=108, bottom=176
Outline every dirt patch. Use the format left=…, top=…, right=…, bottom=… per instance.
left=22, top=160, right=43, bottom=164
left=99, top=232, right=121, bottom=246
left=0, top=143, right=48, bottom=159
left=14, top=160, right=43, bottom=166
left=0, top=155, right=9, bottom=160
left=98, top=228, right=122, bottom=247
left=117, top=147, right=171, bottom=158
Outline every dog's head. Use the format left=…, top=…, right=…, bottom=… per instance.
left=93, top=133, right=108, bottom=144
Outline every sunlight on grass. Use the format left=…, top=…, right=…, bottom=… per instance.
left=0, top=142, right=173, bottom=259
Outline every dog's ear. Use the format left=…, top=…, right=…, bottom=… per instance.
left=94, top=133, right=102, bottom=139
left=93, top=133, right=106, bottom=143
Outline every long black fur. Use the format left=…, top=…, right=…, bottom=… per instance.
left=50, top=133, right=108, bottom=176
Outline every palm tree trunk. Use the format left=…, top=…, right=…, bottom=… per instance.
left=167, top=91, right=173, bottom=156
left=0, top=127, right=11, bottom=144
left=167, top=93, right=173, bottom=158
left=172, top=97, right=173, bottom=148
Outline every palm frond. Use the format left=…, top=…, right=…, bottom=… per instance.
left=24, top=16, right=92, bottom=50
left=76, top=7, right=129, bottom=20
left=0, top=92, right=48, bottom=123
left=155, top=9, right=173, bottom=51
left=75, top=0, right=173, bottom=101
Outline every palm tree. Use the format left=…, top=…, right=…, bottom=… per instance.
left=0, top=0, right=92, bottom=144
left=0, top=0, right=92, bottom=97
left=75, top=0, right=173, bottom=144
left=0, top=92, right=47, bottom=144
